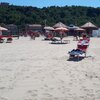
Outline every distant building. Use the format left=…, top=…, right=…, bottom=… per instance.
left=25, top=24, right=42, bottom=32
left=5, top=24, right=18, bottom=36
left=92, top=28, right=100, bottom=37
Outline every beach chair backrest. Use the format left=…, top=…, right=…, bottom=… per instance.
left=77, top=45, right=88, bottom=52
left=77, top=38, right=90, bottom=52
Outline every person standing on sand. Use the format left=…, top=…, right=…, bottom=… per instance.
left=73, top=32, right=78, bottom=41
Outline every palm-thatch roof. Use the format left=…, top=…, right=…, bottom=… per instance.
left=53, top=22, right=68, bottom=28
left=81, top=22, right=98, bottom=30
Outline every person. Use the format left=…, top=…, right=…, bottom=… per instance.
left=73, top=32, right=78, bottom=41
left=78, top=32, right=81, bottom=39
left=29, top=31, right=35, bottom=40
left=81, top=32, right=88, bottom=38
left=31, top=32, right=36, bottom=40
left=78, top=34, right=90, bottom=46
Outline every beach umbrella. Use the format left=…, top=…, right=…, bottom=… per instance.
left=75, top=27, right=85, bottom=32
left=54, top=27, right=69, bottom=32
left=81, top=22, right=97, bottom=29
left=0, top=26, right=8, bottom=36
left=68, top=24, right=78, bottom=30
left=0, top=26, right=8, bottom=31
left=74, top=27, right=86, bottom=38
left=44, top=26, right=55, bottom=37
left=44, top=26, right=54, bottom=30
left=81, top=22, right=98, bottom=36
left=54, top=27, right=69, bottom=43
left=67, top=24, right=79, bottom=36
left=53, top=22, right=68, bottom=43
left=53, top=22, right=68, bottom=28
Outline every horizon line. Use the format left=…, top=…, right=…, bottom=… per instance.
left=0, top=2, right=100, bottom=9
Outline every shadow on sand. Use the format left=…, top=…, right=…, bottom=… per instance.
left=50, top=42, right=68, bottom=45
left=67, top=57, right=84, bottom=62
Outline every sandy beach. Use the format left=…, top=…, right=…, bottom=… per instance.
left=0, top=36, right=100, bottom=100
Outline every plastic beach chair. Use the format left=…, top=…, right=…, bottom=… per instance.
left=68, top=38, right=90, bottom=60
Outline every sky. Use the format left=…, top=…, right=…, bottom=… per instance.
left=0, top=0, right=100, bottom=8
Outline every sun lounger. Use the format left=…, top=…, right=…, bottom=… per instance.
left=69, top=49, right=85, bottom=58
left=44, top=37, right=52, bottom=40
left=51, top=38, right=70, bottom=44
left=6, top=38, right=13, bottom=43
left=63, top=40, right=70, bottom=44
left=68, top=38, right=90, bottom=60
left=51, top=40, right=67, bottom=44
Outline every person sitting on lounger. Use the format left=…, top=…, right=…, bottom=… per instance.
left=68, top=34, right=90, bottom=59
left=78, top=34, right=90, bottom=45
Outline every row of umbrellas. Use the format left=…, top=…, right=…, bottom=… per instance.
left=0, top=22, right=98, bottom=35
left=44, top=22, right=68, bottom=31
left=44, top=26, right=85, bottom=32
left=44, top=22, right=98, bottom=33
left=0, top=22, right=98, bottom=31
left=44, top=22, right=98, bottom=43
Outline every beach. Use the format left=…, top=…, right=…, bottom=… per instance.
left=0, top=36, right=100, bottom=100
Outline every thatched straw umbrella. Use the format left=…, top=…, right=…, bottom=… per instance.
left=75, top=27, right=85, bottom=32
left=53, top=22, right=69, bottom=43
left=81, top=22, right=98, bottom=36
left=54, top=27, right=69, bottom=43
left=74, top=27, right=86, bottom=38
left=53, top=22, right=68, bottom=28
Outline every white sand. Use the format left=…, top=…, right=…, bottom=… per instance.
left=0, top=36, right=100, bottom=100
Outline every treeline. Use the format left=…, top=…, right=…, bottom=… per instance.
left=0, top=4, right=100, bottom=27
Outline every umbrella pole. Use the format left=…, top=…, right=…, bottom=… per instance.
left=61, top=37, right=62, bottom=43
left=60, top=33, right=63, bottom=43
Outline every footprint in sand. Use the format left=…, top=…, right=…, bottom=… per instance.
left=0, top=97, right=8, bottom=100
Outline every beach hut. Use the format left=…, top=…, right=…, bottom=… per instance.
left=26, top=24, right=42, bottom=32
left=92, top=28, right=100, bottom=37
left=5, top=24, right=18, bottom=36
